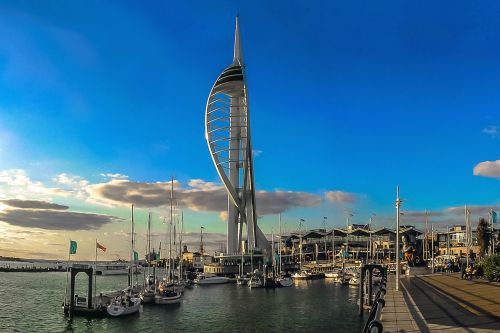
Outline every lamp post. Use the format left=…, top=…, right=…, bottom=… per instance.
left=395, top=186, right=401, bottom=291
left=431, top=223, right=434, bottom=274
left=323, top=217, right=328, bottom=261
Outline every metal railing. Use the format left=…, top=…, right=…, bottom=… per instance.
left=362, top=270, right=387, bottom=333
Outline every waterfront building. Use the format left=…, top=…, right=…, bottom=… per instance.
left=280, top=226, right=423, bottom=267
left=205, top=16, right=268, bottom=255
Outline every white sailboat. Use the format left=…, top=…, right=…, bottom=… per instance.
left=107, top=204, right=141, bottom=316
left=154, top=177, right=182, bottom=305
left=276, top=214, right=293, bottom=287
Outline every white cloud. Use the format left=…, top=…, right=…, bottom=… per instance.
left=252, top=149, right=263, bottom=157
left=219, top=211, right=228, bottom=221
left=473, top=160, right=500, bottom=179
left=482, top=126, right=500, bottom=138
left=0, top=169, right=72, bottom=198
left=324, top=191, right=356, bottom=203
left=100, top=173, right=129, bottom=179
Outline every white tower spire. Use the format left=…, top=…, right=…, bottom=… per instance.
left=205, top=16, right=269, bottom=254
left=233, top=15, right=243, bottom=65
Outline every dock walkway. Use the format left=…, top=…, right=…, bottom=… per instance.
left=380, top=271, right=500, bottom=332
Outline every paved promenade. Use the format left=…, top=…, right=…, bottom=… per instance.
left=380, top=271, right=500, bottom=332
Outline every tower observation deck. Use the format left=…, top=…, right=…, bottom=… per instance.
left=205, top=16, right=268, bottom=254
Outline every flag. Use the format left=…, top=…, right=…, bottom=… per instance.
left=493, top=211, right=497, bottom=224
left=69, top=240, right=77, bottom=255
left=133, top=251, right=139, bottom=261
left=96, top=241, right=106, bottom=252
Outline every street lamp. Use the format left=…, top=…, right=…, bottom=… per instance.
left=395, top=186, right=402, bottom=291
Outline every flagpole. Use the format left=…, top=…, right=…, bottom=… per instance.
left=489, top=209, right=493, bottom=256
left=64, top=240, right=71, bottom=307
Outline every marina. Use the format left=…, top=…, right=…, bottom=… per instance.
left=0, top=2, right=499, bottom=333
left=0, top=271, right=363, bottom=332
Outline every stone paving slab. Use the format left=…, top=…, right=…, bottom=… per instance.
left=380, top=271, right=500, bottom=333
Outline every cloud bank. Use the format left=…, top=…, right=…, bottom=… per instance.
left=88, top=179, right=323, bottom=215
left=473, top=160, right=500, bottom=179
left=0, top=198, right=120, bottom=230
left=324, top=191, right=356, bottom=203
left=0, top=199, right=69, bottom=210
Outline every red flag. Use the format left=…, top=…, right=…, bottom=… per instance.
left=96, top=241, right=106, bottom=252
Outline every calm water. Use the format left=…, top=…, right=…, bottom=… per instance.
left=0, top=272, right=364, bottom=332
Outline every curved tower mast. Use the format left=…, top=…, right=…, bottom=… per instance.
left=205, top=16, right=267, bottom=254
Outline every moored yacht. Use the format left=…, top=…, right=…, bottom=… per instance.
left=248, top=275, right=262, bottom=288
left=276, top=274, right=293, bottom=287
left=292, top=271, right=309, bottom=280
left=193, top=273, right=229, bottom=285
left=154, top=280, right=182, bottom=304
left=107, top=292, right=141, bottom=316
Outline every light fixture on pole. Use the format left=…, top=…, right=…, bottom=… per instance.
left=395, top=185, right=402, bottom=291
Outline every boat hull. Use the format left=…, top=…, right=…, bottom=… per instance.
left=194, top=278, right=229, bottom=285
left=277, top=277, right=293, bottom=287
left=154, top=294, right=181, bottom=305
left=140, top=292, right=155, bottom=303
left=106, top=298, right=141, bottom=316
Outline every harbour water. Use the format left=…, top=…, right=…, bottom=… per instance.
left=0, top=271, right=364, bottom=332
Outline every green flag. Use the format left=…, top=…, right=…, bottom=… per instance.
left=134, top=251, right=139, bottom=261
left=69, top=240, right=77, bottom=255
left=493, top=211, right=497, bottom=224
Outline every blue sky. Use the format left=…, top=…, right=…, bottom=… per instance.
left=0, top=1, right=499, bottom=259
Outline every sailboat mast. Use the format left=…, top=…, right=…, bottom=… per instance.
left=169, top=176, right=174, bottom=283
left=271, top=230, right=275, bottom=277
left=332, top=228, right=335, bottom=267
left=147, top=212, right=151, bottom=277
left=180, top=210, right=184, bottom=281
left=130, top=204, right=135, bottom=288
left=278, top=213, right=282, bottom=275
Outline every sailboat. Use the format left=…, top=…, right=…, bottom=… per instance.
left=107, top=204, right=141, bottom=316
left=276, top=214, right=293, bottom=287
left=154, top=177, right=182, bottom=305
left=140, top=212, right=155, bottom=303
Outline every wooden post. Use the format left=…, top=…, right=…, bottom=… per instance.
left=367, top=266, right=373, bottom=306
left=87, top=268, right=93, bottom=309
left=359, top=264, right=365, bottom=316
left=70, top=268, right=76, bottom=312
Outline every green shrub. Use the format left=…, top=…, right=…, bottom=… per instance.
left=478, top=254, right=500, bottom=281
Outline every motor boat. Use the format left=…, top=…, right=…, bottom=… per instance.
left=325, top=268, right=341, bottom=279
left=193, top=273, right=229, bottom=285
left=276, top=275, right=293, bottom=287
left=248, top=275, right=262, bottom=288
left=348, top=274, right=360, bottom=286
left=236, top=274, right=250, bottom=286
left=291, top=271, right=309, bottom=280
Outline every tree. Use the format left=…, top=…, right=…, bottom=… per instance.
left=476, top=218, right=491, bottom=258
